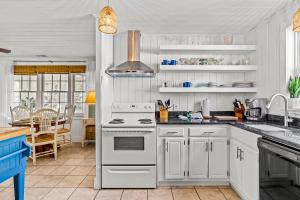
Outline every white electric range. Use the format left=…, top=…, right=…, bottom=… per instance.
left=101, top=103, right=157, bottom=188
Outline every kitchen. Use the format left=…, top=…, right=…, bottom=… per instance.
left=1, top=0, right=300, bottom=200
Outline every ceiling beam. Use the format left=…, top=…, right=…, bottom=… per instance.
left=0, top=48, right=11, bottom=53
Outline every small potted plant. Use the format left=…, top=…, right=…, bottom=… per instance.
left=288, top=76, right=300, bottom=109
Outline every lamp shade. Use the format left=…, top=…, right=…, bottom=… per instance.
left=294, top=8, right=300, bottom=32
left=85, top=90, right=96, bottom=103
left=98, top=6, right=117, bottom=34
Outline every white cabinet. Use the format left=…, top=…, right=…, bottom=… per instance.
left=165, top=138, right=185, bottom=179
left=242, top=145, right=259, bottom=200
left=229, top=139, right=242, bottom=188
left=230, top=126, right=260, bottom=200
left=209, top=138, right=228, bottom=179
left=188, top=138, right=209, bottom=179
left=158, top=125, right=228, bottom=185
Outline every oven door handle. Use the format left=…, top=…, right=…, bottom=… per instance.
left=258, top=139, right=300, bottom=163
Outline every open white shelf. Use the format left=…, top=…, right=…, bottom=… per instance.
left=159, top=65, right=257, bottom=72
left=159, top=87, right=257, bottom=93
left=159, top=45, right=256, bottom=54
left=160, top=45, right=256, bottom=51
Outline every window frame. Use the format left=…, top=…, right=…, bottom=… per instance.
left=13, top=73, right=86, bottom=116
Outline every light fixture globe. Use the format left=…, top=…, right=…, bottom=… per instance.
left=98, top=6, right=117, bottom=34
left=293, top=8, right=300, bottom=32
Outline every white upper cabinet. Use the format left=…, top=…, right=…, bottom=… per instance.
left=188, top=138, right=209, bottom=179
left=209, top=138, right=228, bottom=179
left=164, top=137, right=185, bottom=179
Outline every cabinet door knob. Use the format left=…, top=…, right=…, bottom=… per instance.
left=205, top=142, right=209, bottom=152
left=210, top=142, right=213, bottom=152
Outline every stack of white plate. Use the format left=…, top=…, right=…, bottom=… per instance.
left=232, top=82, right=254, bottom=88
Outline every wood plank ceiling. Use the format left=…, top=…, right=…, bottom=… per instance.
left=0, top=0, right=288, bottom=57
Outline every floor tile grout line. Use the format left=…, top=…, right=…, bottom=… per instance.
left=194, top=186, right=202, bottom=200
left=219, top=187, right=229, bottom=200
left=171, top=187, right=175, bottom=200
left=120, top=189, right=124, bottom=200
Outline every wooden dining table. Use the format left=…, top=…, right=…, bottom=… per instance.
left=9, top=119, right=67, bottom=132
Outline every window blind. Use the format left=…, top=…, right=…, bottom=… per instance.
left=14, top=65, right=86, bottom=75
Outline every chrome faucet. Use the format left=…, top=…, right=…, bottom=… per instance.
left=266, top=93, right=293, bottom=127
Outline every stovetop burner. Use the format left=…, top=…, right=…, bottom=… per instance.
left=109, top=118, right=125, bottom=124
left=138, top=119, right=152, bottom=122
left=140, top=121, right=153, bottom=124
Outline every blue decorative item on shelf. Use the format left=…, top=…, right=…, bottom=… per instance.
left=161, top=60, right=169, bottom=65
left=183, top=82, right=192, bottom=87
left=169, top=60, right=177, bottom=65
left=0, top=135, right=31, bottom=200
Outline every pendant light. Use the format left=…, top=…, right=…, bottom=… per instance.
left=293, top=8, right=300, bottom=32
left=98, top=0, right=117, bottom=34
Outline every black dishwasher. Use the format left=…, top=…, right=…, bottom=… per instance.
left=258, top=137, right=300, bottom=200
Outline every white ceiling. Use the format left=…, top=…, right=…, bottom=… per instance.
left=112, top=0, right=288, bottom=33
left=0, top=0, right=288, bottom=57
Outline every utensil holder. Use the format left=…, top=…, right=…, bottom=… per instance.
left=160, top=110, right=168, bottom=119
left=234, top=108, right=244, bottom=120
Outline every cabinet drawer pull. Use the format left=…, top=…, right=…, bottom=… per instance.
left=237, top=147, right=240, bottom=159
left=166, top=131, right=178, bottom=134
left=203, top=131, right=214, bottom=134
left=210, top=142, right=213, bottom=152
left=166, top=142, right=169, bottom=152
left=240, top=150, right=244, bottom=161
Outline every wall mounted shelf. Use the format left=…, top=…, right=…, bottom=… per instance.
left=159, top=87, right=257, bottom=93
left=159, top=45, right=256, bottom=54
left=159, top=65, right=257, bottom=72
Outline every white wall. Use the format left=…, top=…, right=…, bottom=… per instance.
left=247, top=2, right=297, bottom=115
left=112, top=33, right=256, bottom=111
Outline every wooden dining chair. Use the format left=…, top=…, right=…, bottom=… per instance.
left=57, top=105, right=76, bottom=147
left=10, top=106, right=31, bottom=124
left=27, top=108, right=59, bottom=165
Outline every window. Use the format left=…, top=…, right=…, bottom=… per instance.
left=73, top=74, right=86, bottom=114
left=13, top=73, right=86, bottom=115
left=42, top=74, right=69, bottom=112
left=13, top=75, right=38, bottom=108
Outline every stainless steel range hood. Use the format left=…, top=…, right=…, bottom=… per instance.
left=106, top=30, right=155, bottom=77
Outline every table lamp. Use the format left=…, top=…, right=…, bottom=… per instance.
left=85, top=90, right=96, bottom=118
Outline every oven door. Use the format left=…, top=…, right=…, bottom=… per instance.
left=102, top=128, right=156, bottom=165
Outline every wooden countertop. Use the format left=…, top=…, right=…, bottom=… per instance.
left=0, top=127, right=30, bottom=141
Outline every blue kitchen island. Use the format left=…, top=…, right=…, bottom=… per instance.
left=0, top=127, right=31, bottom=200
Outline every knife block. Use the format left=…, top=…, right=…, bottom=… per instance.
left=234, top=108, right=244, bottom=120
left=160, top=110, right=168, bottom=119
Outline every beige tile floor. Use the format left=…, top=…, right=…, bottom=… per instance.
left=0, top=143, right=241, bottom=200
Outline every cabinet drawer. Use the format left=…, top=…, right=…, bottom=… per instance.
left=189, top=127, right=226, bottom=137
left=102, top=166, right=156, bottom=188
left=159, top=127, right=184, bottom=137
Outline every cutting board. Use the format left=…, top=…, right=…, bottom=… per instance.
left=214, top=116, right=239, bottom=121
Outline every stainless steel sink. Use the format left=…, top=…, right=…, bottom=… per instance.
left=246, top=124, right=289, bottom=132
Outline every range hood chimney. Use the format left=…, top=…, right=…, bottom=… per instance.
left=106, top=30, right=155, bottom=77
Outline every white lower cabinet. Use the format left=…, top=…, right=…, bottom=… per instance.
left=165, top=138, right=185, bottom=179
left=188, top=138, right=209, bottom=178
left=158, top=125, right=228, bottom=184
left=209, top=138, right=228, bottom=179
left=230, top=126, right=260, bottom=200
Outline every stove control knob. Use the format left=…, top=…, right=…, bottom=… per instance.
left=144, top=105, right=148, bottom=109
